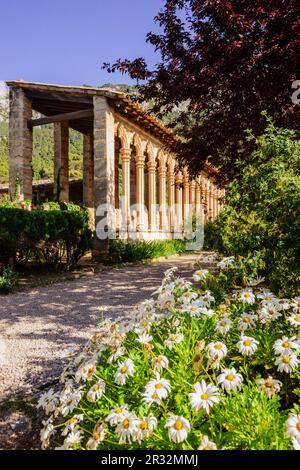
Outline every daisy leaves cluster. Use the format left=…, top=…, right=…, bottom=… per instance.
left=38, top=259, right=300, bottom=450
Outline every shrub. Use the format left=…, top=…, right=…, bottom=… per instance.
left=109, top=240, right=186, bottom=264
left=204, top=118, right=300, bottom=296
left=0, top=265, right=18, bottom=294
left=0, top=204, right=92, bottom=269
left=39, top=260, right=299, bottom=450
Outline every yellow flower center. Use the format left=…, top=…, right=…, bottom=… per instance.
left=265, top=380, right=273, bottom=388
left=201, top=393, right=209, bottom=400
left=120, top=366, right=128, bottom=374
left=282, top=342, right=289, bottom=348
left=190, top=306, right=197, bottom=312
left=156, top=357, right=163, bottom=363
left=203, top=446, right=213, bottom=451
left=265, top=297, right=271, bottom=301
left=243, top=318, right=251, bottom=323
left=93, top=384, right=100, bottom=391
left=214, top=344, right=222, bottom=350
left=69, top=417, right=75, bottom=424
left=116, top=408, right=123, bottom=414
left=226, top=374, right=235, bottom=381
left=174, top=420, right=183, bottom=430
left=140, top=421, right=148, bottom=430
left=282, top=357, right=290, bottom=364
left=115, top=333, right=121, bottom=339
left=295, top=316, right=300, bottom=323
left=170, top=335, right=177, bottom=341
left=142, top=322, right=148, bottom=327
left=123, top=419, right=130, bottom=429
left=67, top=399, right=72, bottom=405
left=243, top=340, right=251, bottom=347
left=220, top=322, right=226, bottom=327
left=155, top=383, right=162, bottom=389
left=93, top=432, right=100, bottom=440
left=296, top=422, right=300, bottom=432
left=244, top=293, right=251, bottom=298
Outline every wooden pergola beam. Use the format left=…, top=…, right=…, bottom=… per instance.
left=28, top=108, right=93, bottom=128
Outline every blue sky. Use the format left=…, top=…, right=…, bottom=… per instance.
left=0, top=0, right=165, bottom=87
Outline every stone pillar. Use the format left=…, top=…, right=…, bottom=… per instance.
left=158, top=160, right=167, bottom=230
left=135, top=154, right=145, bottom=231
left=202, top=175, right=208, bottom=224
left=120, top=148, right=131, bottom=225
left=168, top=168, right=175, bottom=232
left=189, top=180, right=196, bottom=214
left=213, top=186, right=218, bottom=219
left=54, top=122, right=69, bottom=202
left=195, top=176, right=202, bottom=222
left=9, top=87, right=33, bottom=200
left=183, top=177, right=190, bottom=226
left=207, top=180, right=213, bottom=221
left=148, top=160, right=157, bottom=231
left=83, top=132, right=94, bottom=225
left=93, top=96, right=115, bottom=257
left=175, top=172, right=183, bottom=232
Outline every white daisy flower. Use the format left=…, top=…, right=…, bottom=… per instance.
left=216, top=317, right=232, bottom=335
left=237, top=313, right=257, bottom=332
left=87, top=420, right=107, bottom=450
left=134, top=320, right=152, bottom=335
left=292, top=436, right=300, bottom=450
left=37, top=389, right=59, bottom=415
left=189, top=380, right=219, bottom=413
left=60, top=390, right=83, bottom=417
left=136, top=414, right=158, bottom=443
left=141, top=390, right=162, bottom=406
left=217, top=256, right=235, bottom=270
left=288, top=312, right=300, bottom=328
left=106, top=405, right=129, bottom=426
left=180, top=291, right=199, bottom=304
left=257, top=376, right=282, bottom=398
left=238, top=336, right=259, bottom=356
left=59, top=428, right=82, bottom=450
left=62, top=414, right=84, bottom=436
left=239, top=289, right=256, bottom=305
left=164, top=333, right=184, bottom=350
left=198, top=435, right=218, bottom=450
left=217, top=368, right=243, bottom=393
left=286, top=414, right=300, bottom=439
left=86, top=379, right=106, bottom=402
left=258, top=305, right=281, bottom=324
left=107, top=346, right=126, bottom=364
left=199, top=291, right=215, bottom=306
left=257, top=291, right=277, bottom=304
left=273, top=336, right=300, bottom=355
left=75, top=361, right=97, bottom=382
left=275, top=352, right=299, bottom=373
left=152, top=355, right=169, bottom=372
left=40, top=418, right=55, bottom=449
left=144, top=374, right=171, bottom=401
left=165, top=415, right=190, bottom=443
left=115, top=412, right=139, bottom=444
left=193, top=269, right=209, bottom=281
left=183, top=301, right=203, bottom=317
left=290, top=297, right=300, bottom=311
left=207, top=341, right=227, bottom=361
left=115, top=358, right=135, bottom=385
left=137, top=333, right=153, bottom=345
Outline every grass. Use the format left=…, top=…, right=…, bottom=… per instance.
left=109, top=239, right=187, bottom=264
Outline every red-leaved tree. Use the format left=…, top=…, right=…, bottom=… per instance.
left=103, top=0, right=300, bottom=182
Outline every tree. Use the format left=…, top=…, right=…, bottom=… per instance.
left=103, top=0, right=300, bottom=183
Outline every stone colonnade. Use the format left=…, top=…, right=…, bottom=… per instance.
left=8, top=89, right=225, bottom=254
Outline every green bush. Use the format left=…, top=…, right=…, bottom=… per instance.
left=0, top=204, right=92, bottom=269
left=109, top=239, right=186, bottom=264
left=205, top=117, right=300, bottom=296
left=0, top=265, right=18, bottom=294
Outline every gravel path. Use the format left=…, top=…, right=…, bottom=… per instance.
left=0, top=253, right=213, bottom=400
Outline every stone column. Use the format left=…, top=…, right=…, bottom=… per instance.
left=213, top=186, right=218, bottom=219
left=183, top=177, right=190, bottom=227
left=135, top=154, right=145, bottom=231
left=93, top=96, right=115, bottom=257
left=175, top=172, right=183, bottom=232
left=189, top=180, right=196, bottom=214
left=120, top=148, right=131, bottom=226
left=158, top=161, right=167, bottom=231
left=207, top=180, right=213, bottom=221
left=83, top=132, right=94, bottom=225
left=168, top=168, right=175, bottom=232
left=195, top=176, right=202, bottom=222
left=54, top=122, right=69, bottom=202
left=9, top=87, right=33, bottom=200
left=148, top=160, right=157, bottom=231
left=202, top=175, right=208, bottom=224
